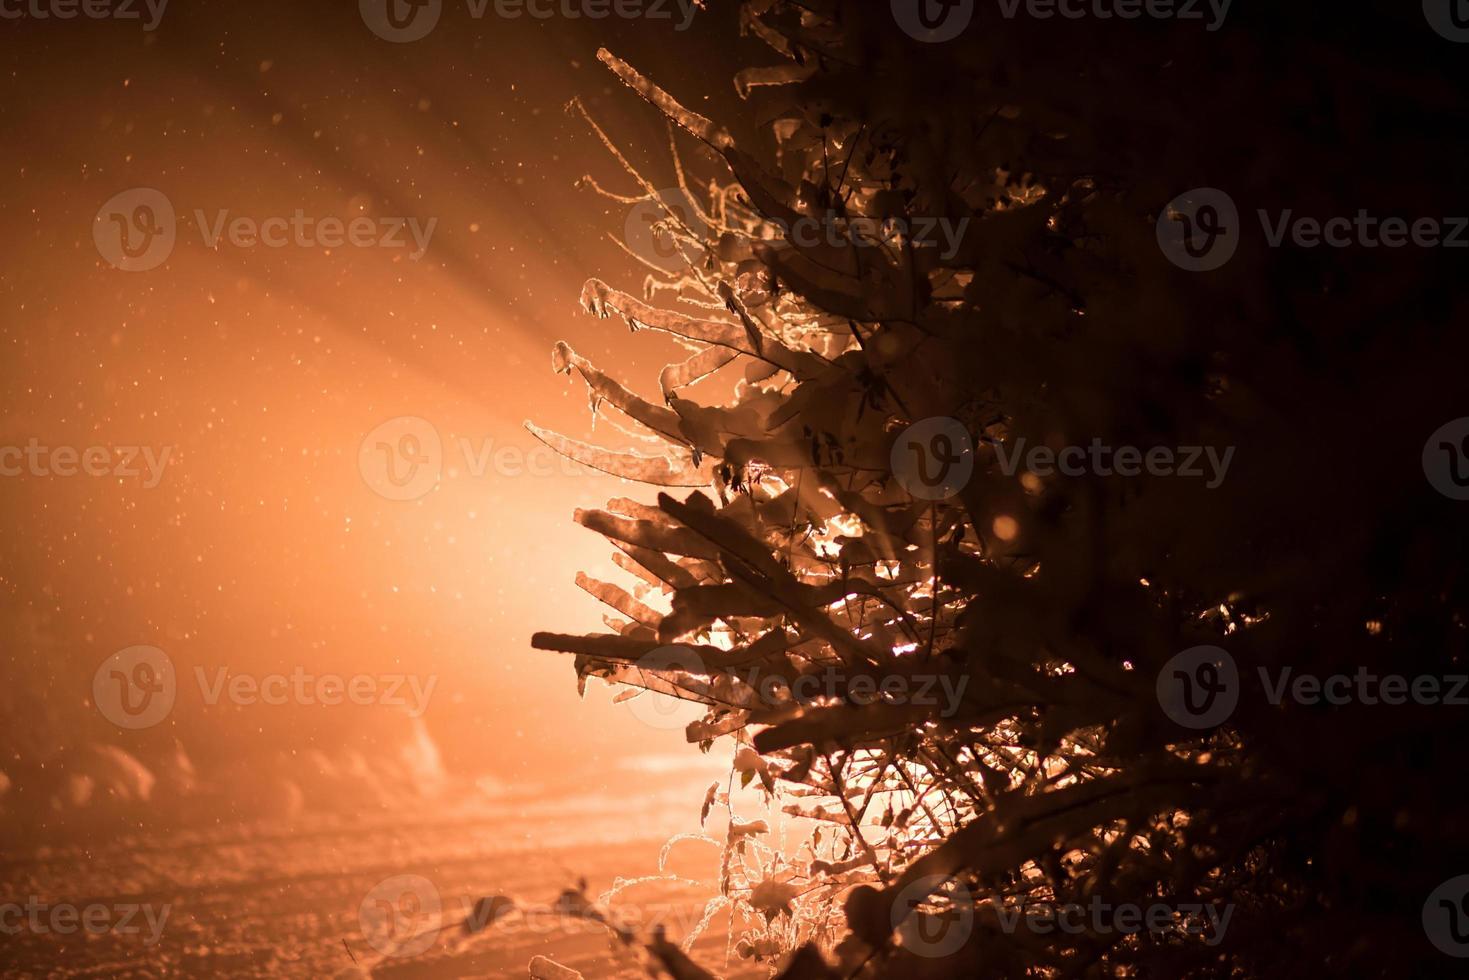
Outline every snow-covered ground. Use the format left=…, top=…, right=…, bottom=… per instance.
left=0, top=756, right=770, bottom=979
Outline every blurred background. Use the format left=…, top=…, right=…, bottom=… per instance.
left=0, top=0, right=752, bottom=798
left=0, top=2, right=767, bottom=974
